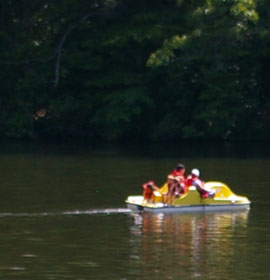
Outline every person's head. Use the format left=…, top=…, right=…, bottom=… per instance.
left=191, top=168, right=200, bottom=178
left=176, top=163, right=185, bottom=174
left=176, top=163, right=185, bottom=171
left=167, top=175, right=175, bottom=184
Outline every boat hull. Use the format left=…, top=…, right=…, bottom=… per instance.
left=126, top=201, right=250, bottom=213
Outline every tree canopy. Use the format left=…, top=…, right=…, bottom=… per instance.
left=0, top=0, right=269, bottom=141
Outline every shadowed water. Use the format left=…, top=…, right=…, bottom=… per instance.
left=0, top=142, right=269, bottom=279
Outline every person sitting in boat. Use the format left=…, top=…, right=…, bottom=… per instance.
left=170, top=163, right=187, bottom=194
left=171, top=163, right=185, bottom=177
left=186, top=169, right=215, bottom=198
left=163, top=175, right=177, bottom=205
left=142, top=181, right=159, bottom=202
left=164, top=174, right=187, bottom=205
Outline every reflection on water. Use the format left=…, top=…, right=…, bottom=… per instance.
left=129, top=211, right=249, bottom=279
left=0, top=142, right=269, bottom=280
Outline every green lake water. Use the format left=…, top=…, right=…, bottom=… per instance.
left=0, top=142, right=269, bottom=279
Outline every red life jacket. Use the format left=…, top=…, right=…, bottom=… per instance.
left=170, top=171, right=187, bottom=194
left=142, top=181, right=156, bottom=200
left=186, top=175, right=193, bottom=187
left=186, top=176, right=209, bottom=198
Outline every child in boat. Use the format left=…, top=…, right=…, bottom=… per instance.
left=170, top=163, right=187, bottom=194
left=163, top=175, right=177, bottom=205
left=165, top=174, right=187, bottom=205
left=142, top=181, right=159, bottom=202
left=186, top=169, right=215, bottom=198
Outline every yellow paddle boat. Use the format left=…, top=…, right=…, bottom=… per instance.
left=125, top=181, right=251, bottom=213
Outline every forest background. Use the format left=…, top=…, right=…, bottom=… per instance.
left=0, top=0, right=269, bottom=142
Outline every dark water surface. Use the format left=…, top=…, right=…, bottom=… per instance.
left=0, top=142, right=269, bottom=279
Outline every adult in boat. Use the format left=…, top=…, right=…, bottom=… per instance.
left=186, top=169, right=215, bottom=198
left=171, top=163, right=185, bottom=177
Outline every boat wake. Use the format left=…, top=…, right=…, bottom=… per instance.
left=63, top=208, right=131, bottom=216
left=0, top=208, right=131, bottom=218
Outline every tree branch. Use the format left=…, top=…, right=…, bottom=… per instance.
left=53, top=11, right=111, bottom=87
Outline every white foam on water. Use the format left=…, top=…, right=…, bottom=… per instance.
left=62, top=208, right=131, bottom=215
left=0, top=208, right=131, bottom=218
left=0, top=212, right=51, bottom=217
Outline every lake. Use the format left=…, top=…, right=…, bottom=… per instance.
left=0, top=142, right=269, bottom=279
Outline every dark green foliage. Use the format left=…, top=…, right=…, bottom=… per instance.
left=0, top=0, right=269, bottom=141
